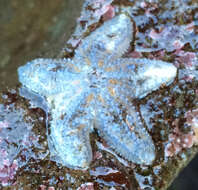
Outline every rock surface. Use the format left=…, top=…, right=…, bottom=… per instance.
left=0, top=0, right=198, bottom=189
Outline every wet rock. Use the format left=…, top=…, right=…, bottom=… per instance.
left=1, top=0, right=198, bottom=189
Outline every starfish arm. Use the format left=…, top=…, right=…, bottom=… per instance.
left=47, top=92, right=95, bottom=169
left=75, top=14, right=133, bottom=66
left=48, top=113, right=93, bottom=169
left=18, top=58, right=94, bottom=169
left=104, top=58, right=177, bottom=99
left=18, top=58, right=88, bottom=97
left=95, top=90, right=155, bottom=165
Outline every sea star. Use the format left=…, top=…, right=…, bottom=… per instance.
left=18, top=14, right=177, bottom=169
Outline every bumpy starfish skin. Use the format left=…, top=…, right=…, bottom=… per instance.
left=18, top=14, right=177, bottom=169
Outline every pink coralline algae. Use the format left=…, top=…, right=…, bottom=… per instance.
left=0, top=159, right=18, bottom=186
left=101, top=5, right=115, bottom=21
left=0, top=119, right=19, bottom=186
left=133, top=0, right=198, bottom=53
left=175, top=51, right=198, bottom=83
left=48, top=187, right=55, bottom=190
left=93, top=3, right=115, bottom=21
left=148, top=25, right=186, bottom=51
left=0, top=97, right=47, bottom=187
left=93, top=151, right=103, bottom=160
left=65, top=0, right=114, bottom=52
left=77, top=182, right=94, bottom=190
left=149, top=27, right=185, bottom=50
left=185, top=109, right=198, bottom=144
left=165, top=127, right=194, bottom=157
left=165, top=113, right=198, bottom=157
left=175, top=51, right=197, bottom=69
left=39, top=185, right=55, bottom=190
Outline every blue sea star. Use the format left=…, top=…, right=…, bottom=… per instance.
left=18, top=14, right=177, bottom=169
